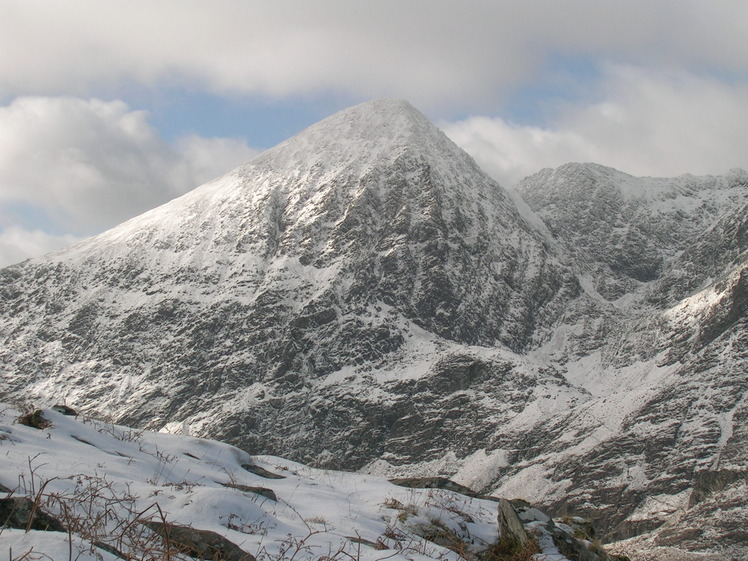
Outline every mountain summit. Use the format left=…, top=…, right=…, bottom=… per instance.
left=1, top=97, right=577, bottom=441
left=1, top=100, right=747, bottom=558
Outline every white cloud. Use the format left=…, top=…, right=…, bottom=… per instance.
left=0, top=226, right=81, bottom=268
left=444, top=66, right=748, bottom=186
left=174, top=135, right=259, bottom=181
left=0, top=96, right=257, bottom=264
left=2, top=1, right=747, bottom=112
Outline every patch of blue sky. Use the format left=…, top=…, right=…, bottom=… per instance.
left=503, top=54, right=602, bottom=126
left=1, top=203, right=61, bottom=234
left=137, top=89, right=360, bottom=149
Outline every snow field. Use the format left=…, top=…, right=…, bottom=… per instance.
left=0, top=404, right=500, bottom=561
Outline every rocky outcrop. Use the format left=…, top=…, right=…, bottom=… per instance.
left=493, top=499, right=630, bottom=561
left=221, top=483, right=277, bottom=501
left=497, top=498, right=531, bottom=549
left=52, top=404, right=78, bottom=416
left=389, top=476, right=483, bottom=498
left=0, top=497, right=66, bottom=532
left=518, top=163, right=748, bottom=301
left=142, top=521, right=254, bottom=561
left=240, top=463, right=286, bottom=480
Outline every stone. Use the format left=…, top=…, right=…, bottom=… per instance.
left=0, top=497, right=66, bottom=532
left=52, top=404, right=78, bottom=416
left=497, top=498, right=529, bottom=548
left=389, top=476, right=481, bottom=498
left=240, top=463, right=286, bottom=479
left=221, top=482, right=277, bottom=501
left=142, top=520, right=254, bottom=561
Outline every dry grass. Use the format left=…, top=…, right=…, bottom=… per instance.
left=16, top=410, right=52, bottom=430
left=480, top=536, right=541, bottom=561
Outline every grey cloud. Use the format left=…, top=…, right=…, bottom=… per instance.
left=2, top=1, right=747, bottom=111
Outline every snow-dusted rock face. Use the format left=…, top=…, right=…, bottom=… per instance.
left=0, top=99, right=580, bottom=460
left=506, top=162, right=748, bottom=554
left=518, top=163, right=748, bottom=301
left=1, top=100, right=747, bottom=558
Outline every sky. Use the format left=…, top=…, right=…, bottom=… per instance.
left=1, top=0, right=747, bottom=267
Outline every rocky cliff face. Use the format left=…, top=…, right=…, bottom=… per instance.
left=0, top=99, right=582, bottom=462
left=505, top=163, right=748, bottom=555
left=1, top=100, right=746, bottom=558
left=518, top=163, right=748, bottom=301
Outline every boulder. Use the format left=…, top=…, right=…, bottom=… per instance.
left=389, top=476, right=481, bottom=497
left=52, top=404, right=78, bottom=416
left=142, top=520, right=254, bottom=561
left=0, top=497, right=66, bottom=532
left=240, top=463, right=286, bottom=479
left=498, top=498, right=530, bottom=548
left=221, top=482, right=277, bottom=501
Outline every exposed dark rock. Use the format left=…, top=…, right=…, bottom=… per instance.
left=0, top=497, right=66, bottom=532
left=513, top=501, right=624, bottom=561
left=52, top=404, right=78, bottom=416
left=389, top=476, right=481, bottom=498
left=142, top=520, right=254, bottom=561
left=221, top=482, right=277, bottom=501
left=240, top=463, right=286, bottom=480
left=690, top=469, right=748, bottom=506
left=497, top=498, right=530, bottom=548
left=651, top=479, right=748, bottom=554
left=92, top=541, right=130, bottom=560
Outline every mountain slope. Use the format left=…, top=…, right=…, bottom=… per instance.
left=0, top=403, right=503, bottom=561
left=501, top=164, right=748, bottom=553
left=1, top=101, right=747, bottom=558
left=0, top=99, right=580, bottom=467
left=518, top=163, right=748, bottom=301
left=2, top=404, right=639, bottom=561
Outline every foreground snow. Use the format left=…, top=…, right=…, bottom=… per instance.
left=0, top=404, right=501, bottom=561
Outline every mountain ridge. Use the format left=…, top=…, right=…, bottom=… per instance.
left=1, top=99, right=747, bottom=558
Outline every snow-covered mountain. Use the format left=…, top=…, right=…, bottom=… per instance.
left=0, top=99, right=581, bottom=466
left=518, top=163, right=748, bottom=301
left=1, top=100, right=746, bottom=559
left=510, top=163, right=748, bottom=554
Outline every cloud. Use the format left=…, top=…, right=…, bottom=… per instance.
left=0, top=96, right=257, bottom=265
left=2, top=1, right=747, bottom=112
left=0, top=226, right=81, bottom=268
left=174, top=135, right=260, bottom=181
left=443, top=65, right=748, bottom=186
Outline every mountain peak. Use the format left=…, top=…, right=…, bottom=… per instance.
left=240, top=98, right=472, bottom=182
left=331, top=97, right=420, bottom=120
left=299, top=98, right=427, bottom=136
left=3, top=102, right=748, bottom=559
